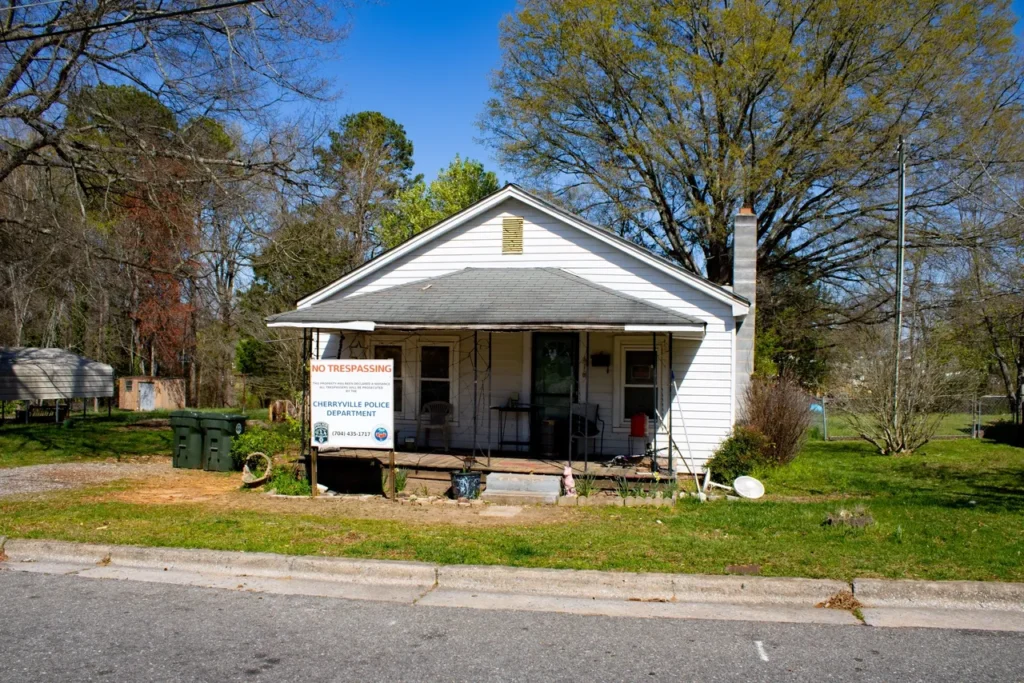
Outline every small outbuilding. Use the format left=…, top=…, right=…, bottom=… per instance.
left=118, top=376, right=186, bottom=411
left=0, top=347, right=115, bottom=422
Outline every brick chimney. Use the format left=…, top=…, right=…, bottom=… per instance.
left=734, top=207, right=757, bottom=418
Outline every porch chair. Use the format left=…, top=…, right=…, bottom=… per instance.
left=570, top=402, right=605, bottom=464
left=417, top=401, right=453, bottom=451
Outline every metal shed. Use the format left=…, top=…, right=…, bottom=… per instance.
left=0, top=348, right=114, bottom=422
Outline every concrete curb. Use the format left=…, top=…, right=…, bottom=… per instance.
left=437, top=564, right=846, bottom=605
left=4, top=539, right=1023, bottom=613
left=854, top=578, right=1024, bottom=612
left=4, top=539, right=840, bottom=606
left=2, top=540, right=437, bottom=588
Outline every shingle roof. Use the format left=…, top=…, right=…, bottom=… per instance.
left=267, top=268, right=704, bottom=329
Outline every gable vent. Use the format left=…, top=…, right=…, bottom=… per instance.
left=502, top=216, right=524, bottom=254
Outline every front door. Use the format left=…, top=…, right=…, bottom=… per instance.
left=531, top=333, right=578, bottom=456
left=139, top=382, right=155, bottom=411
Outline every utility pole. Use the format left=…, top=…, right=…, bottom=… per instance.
left=892, top=136, right=907, bottom=433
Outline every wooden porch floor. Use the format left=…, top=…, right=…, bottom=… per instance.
left=315, top=448, right=674, bottom=481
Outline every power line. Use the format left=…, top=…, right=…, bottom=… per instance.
left=0, top=0, right=265, bottom=43
left=0, top=0, right=73, bottom=13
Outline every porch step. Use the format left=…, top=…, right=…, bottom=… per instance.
left=481, top=473, right=560, bottom=505
left=480, top=491, right=558, bottom=505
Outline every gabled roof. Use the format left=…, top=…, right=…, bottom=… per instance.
left=296, top=184, right=749, bottom=316
left=268, top=268, right=706, bottom=333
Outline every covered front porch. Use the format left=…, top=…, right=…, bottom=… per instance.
left=270, top=267, right=734, bottom=486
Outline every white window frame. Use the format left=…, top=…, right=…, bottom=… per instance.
left=416, top=336, right=460, bottom=423
left=369, top=336, right=413, bottom=421
left=612, top=336, right=668, bottom=432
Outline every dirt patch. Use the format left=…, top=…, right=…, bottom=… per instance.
left=5, top=458, right=588, bottom=527
left=231, top=491, right=578, bottom=526
left=108, top=469, right=239, bottom=504
left=99, top=467, right=578, bottom=526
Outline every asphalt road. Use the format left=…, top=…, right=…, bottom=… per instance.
left=1, top=570, right=1022, bottom=683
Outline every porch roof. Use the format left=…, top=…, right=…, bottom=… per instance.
left=267, top=267, right=705, bottom=333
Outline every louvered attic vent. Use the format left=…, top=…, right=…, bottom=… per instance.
left=502, top=216, right=524, bottom=254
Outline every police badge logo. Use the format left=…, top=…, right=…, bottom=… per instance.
left=312, top=421, right=329, bottom=445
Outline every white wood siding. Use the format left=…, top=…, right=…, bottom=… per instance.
left=310, top=197, right=737, bottom=467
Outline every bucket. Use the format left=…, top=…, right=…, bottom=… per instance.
left=450, top=471, right=481, bottom=499
left=630, top=413, right=648, bottom=438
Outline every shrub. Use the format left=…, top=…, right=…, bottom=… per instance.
left=266, top=464, right=311, bottom=496
left=707, top=426, right=770, bottom=483
left=832, top=329, right=964, bottom=454
left=231, top=423, right=295, bottom=469
left=742, top=374, right=811, bottom=466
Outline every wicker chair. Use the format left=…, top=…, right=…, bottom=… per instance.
left=417, top=401, right=453, bottom=451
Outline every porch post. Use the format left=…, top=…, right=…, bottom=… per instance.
left=487, top=332, right=493, bottom=467
left=567, top=342, right=573, bottom=469
left=473, top=330, right=478, bottom=464
left=668, top=332, right=674, bottom=475
left=652, top=332, right=657, bottom=472
left=583, top=331, right=590, bottom=472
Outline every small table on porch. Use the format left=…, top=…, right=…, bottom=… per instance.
left=490, top=404, right=538, bottom=454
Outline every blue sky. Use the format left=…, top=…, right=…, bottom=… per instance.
left=321, top=0, right=1024, bottom=183
left=323, top=1, right=515, bottom=181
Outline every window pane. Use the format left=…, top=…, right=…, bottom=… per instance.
left=392, top=379, right=403, bottom=413
left=420, top=380, right=450, bottom=406
left=421, top=346, right=450, bottom=379
left=625, top=350, right=655, bottom=385
left=624, top=387, right=655, bottom=419
left=373, top=345, right=402, bottom=378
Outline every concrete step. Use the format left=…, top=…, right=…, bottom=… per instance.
left=481, top=490, right=558, bottom=505
left=481, top=473, right=560, bottom=505
left=484, top=473, right=560, bottom=493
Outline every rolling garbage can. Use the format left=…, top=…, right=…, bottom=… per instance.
left=200, top=414, right=248, bottom=472
left=169, top=410, right=203, bottom=469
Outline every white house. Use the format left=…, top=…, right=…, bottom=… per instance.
left=268, top=184, right=756, bottom=475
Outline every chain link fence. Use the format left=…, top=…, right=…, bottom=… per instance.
left=813, top=394, right=1016, bottom=441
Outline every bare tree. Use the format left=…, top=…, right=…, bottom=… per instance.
left=0, top=0, right=345, bottom=184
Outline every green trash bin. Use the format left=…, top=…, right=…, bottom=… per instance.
left=200, top=414, right=248, bottom=472
left=169, top=410, right=203, bottom=469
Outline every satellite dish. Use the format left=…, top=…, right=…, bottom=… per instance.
left=733, top=476, right=765, bottom=500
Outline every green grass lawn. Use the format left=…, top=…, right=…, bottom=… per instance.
left=1, top=434, right=1021, bottom=581
left=0, top=407, right=268, bottom=468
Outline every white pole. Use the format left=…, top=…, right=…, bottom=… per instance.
left=892, top=135, right=907, bottom=437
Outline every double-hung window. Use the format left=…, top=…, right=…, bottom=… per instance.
left=623, top=349, right=656, bottom=420
left=419, top=345, right=451, bottom=407
left=372, top=345, right=403, bottom=414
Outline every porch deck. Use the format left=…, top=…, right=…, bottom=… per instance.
left=315, top=447, right=676, bottom=482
